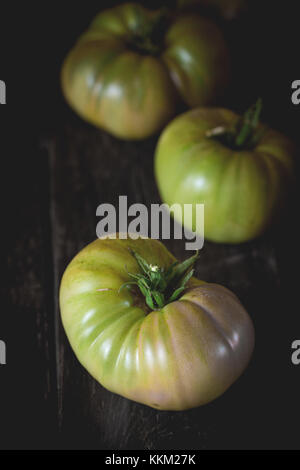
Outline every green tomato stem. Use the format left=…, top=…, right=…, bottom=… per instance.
left=130, top=7, right=170, bottom=56
left=207, top=99, right=264, bottom=151
left=119, top=250, right=199, bottom=310
left=234, top=98, right=263, bottom=148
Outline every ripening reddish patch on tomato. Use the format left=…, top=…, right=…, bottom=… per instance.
left=59, top=235, right=254, bottom=410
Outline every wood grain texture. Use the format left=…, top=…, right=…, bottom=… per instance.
left=47, top=112, right=299, bottom=450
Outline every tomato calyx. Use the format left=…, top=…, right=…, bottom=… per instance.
left=128, top=7, right=170, bottom=56
left=207, top=98, right=265, bottom=150
left=119, top=250, right=199, bottom=311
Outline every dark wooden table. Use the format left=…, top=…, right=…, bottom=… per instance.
left=1, top=0, right=300, bottom=451
left=3, top=107, right=299, bottom=450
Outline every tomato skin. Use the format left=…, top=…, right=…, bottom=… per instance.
left=155, top=107, right=295, bottom=244
left=60, top=236, right=254, bottom=410
left=61, top=3, right=230, bottom=140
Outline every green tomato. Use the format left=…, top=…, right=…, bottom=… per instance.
left=154, top=106, right=295, bottom=244
left=61, top=3, right=230, bottom=140
left=60, top=235, right=254, bottom=410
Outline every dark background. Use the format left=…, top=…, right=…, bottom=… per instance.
left=0, top=0, right=300, bottom=450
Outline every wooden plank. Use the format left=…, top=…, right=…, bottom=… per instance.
left=48, top=111, right=298, bottom=450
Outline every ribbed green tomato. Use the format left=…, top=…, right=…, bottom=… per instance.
left=61, top=3, right=230, bottom=140
left=59, top=235, right=254, bottom=410
left=155, top=107, right=295, bottom=244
